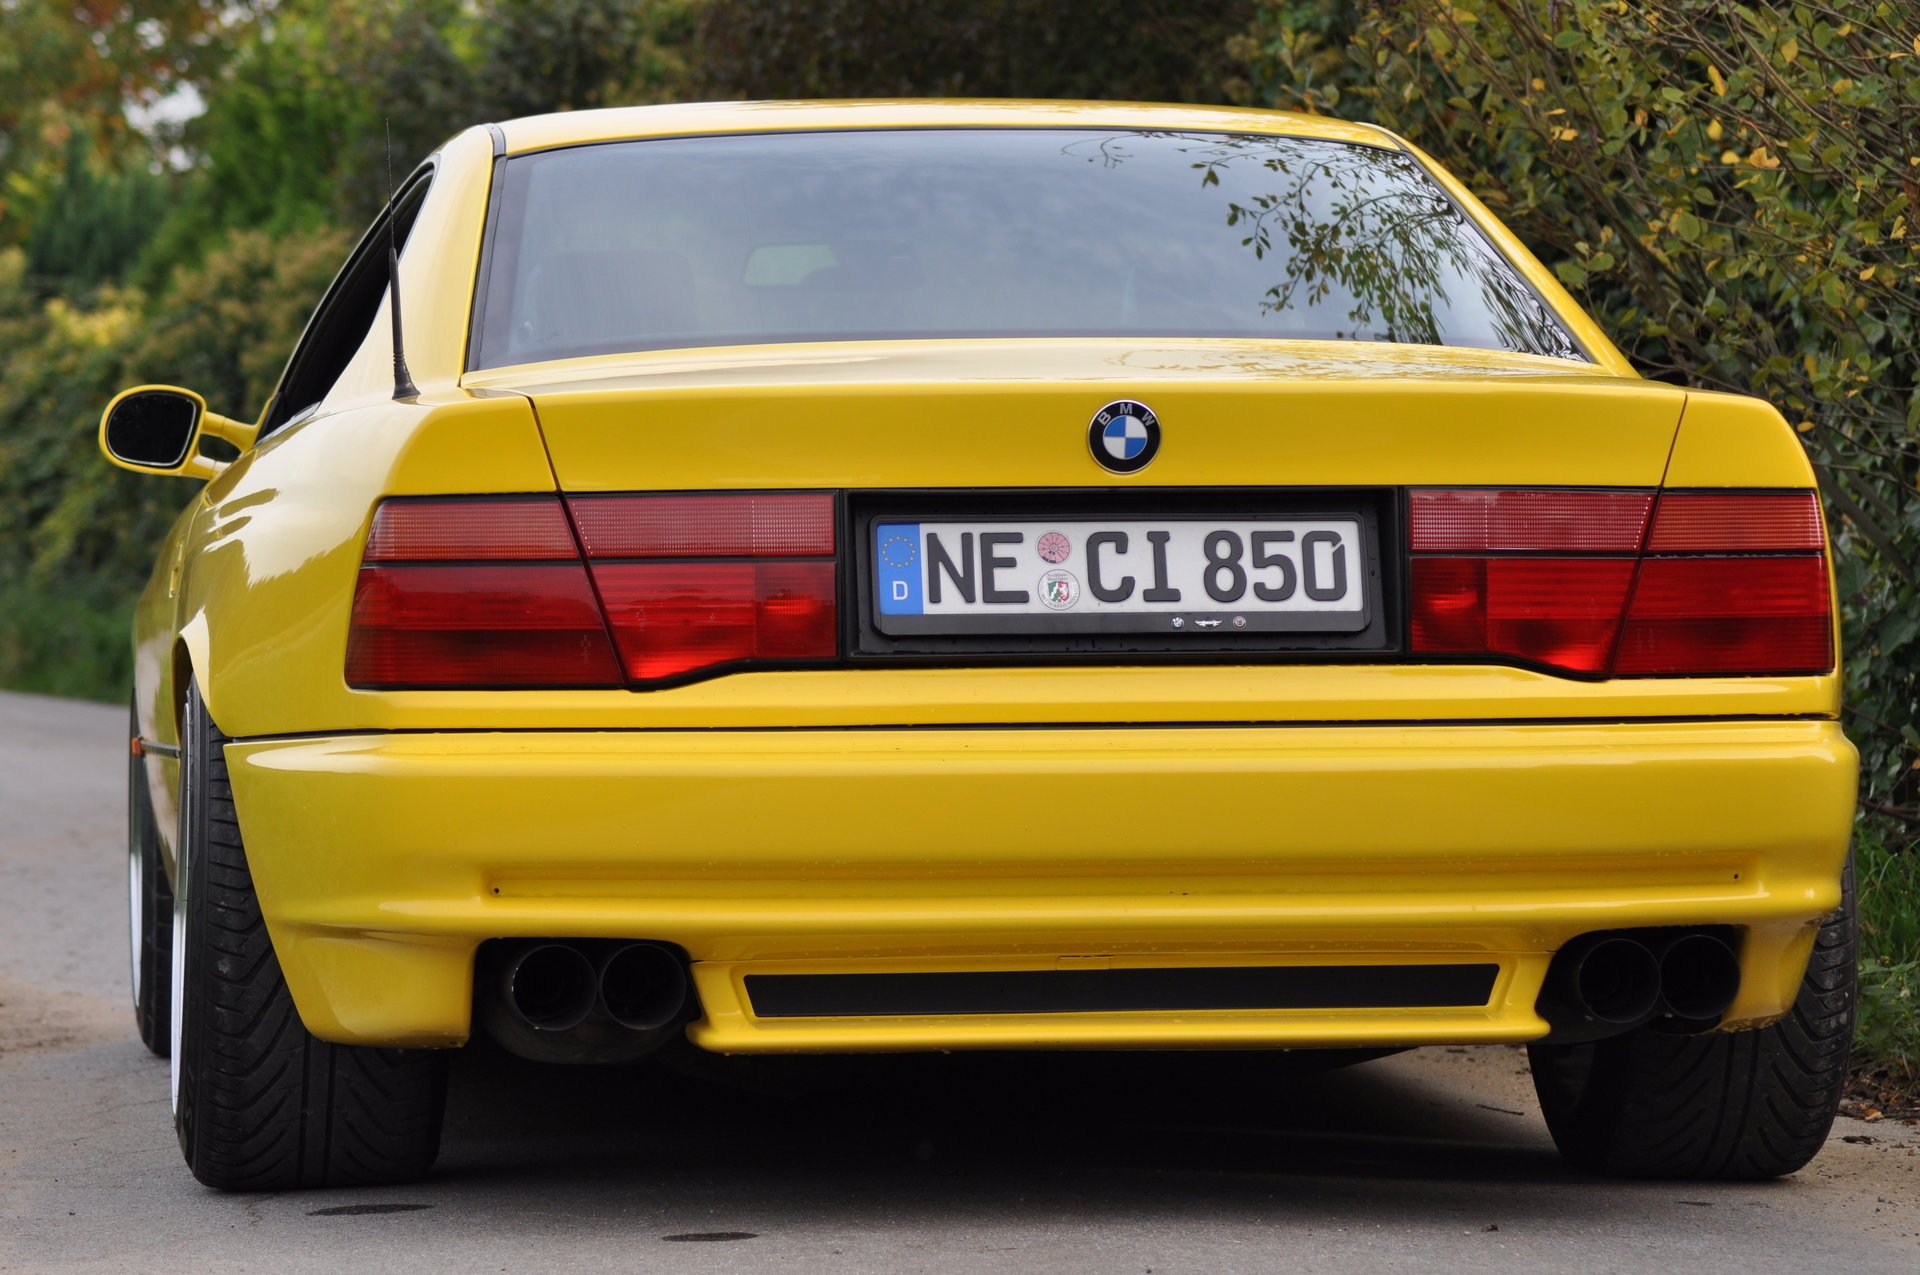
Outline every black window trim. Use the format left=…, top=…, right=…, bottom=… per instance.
left=258, top=157, right=439, bottom=439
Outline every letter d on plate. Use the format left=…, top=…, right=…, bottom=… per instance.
left=875, top=524, right=923, bottom=615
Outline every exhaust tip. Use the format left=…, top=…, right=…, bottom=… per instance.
left=505, top=943, right=598, bottom=1032
left=1659, top=933, right=1742, bottom=1022
left=1570, top=936, right=1661, bottom=1026
left=598, top=942, right=689, bottom=1031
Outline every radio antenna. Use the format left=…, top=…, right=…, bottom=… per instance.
left=385, top=118, right=418, bottom=400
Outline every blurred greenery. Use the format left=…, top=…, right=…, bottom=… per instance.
left=0, top=0, right=1911, bottom=1079
left=1859, top=818, right=1920, bottom=1087
left=1232, top=0, right=1918, bottom=1084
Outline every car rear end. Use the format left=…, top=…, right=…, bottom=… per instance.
left=220, top=110, right=1855, bottom=1070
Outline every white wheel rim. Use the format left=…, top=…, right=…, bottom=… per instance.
left=170, top=701, right=193, bottom=1115
left=169, top=836, right=186, bottom=1113
left=127, top=833, right=143, bottom=1008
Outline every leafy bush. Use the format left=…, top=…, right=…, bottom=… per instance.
left=1853, top=818, right=1920, bottom=1082
left=694, top=0, right=1254, bottom=103
left=1237, top=0, right=1920, bottom=839
left=0, top=228, right=351, bottom=693
left=1237, top=0, right=1920, bottom=1085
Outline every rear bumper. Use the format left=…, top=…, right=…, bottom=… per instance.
left=224, top=719, right=1857, bottom=1051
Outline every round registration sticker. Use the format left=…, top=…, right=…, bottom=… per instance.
left=1039, top=569, right=1080, bottom=610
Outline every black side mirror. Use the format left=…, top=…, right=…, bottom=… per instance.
left=102, top=387, right=205, bottom=470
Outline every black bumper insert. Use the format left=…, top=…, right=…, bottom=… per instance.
left=746, top=963, right=1500, bottom=1019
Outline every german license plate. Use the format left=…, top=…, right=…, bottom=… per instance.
left=872, top=518, right=1368, bottom=635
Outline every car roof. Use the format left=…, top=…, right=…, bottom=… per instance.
left=493, top=99, right=1400, bottom=157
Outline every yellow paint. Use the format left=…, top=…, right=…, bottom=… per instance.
left=105, top=100, right=1855, bottom=1052
left=1665, top=390, right=1823, bottom=487
left=224, top=720, right=1855, bottom=1047
left=98, top=384, right=253, bottom=481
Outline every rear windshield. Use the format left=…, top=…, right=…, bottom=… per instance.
left=471, top=128, right=1584, bottom=369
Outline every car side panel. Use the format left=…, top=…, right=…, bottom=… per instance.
left=172, top=391, right=561, bottom=740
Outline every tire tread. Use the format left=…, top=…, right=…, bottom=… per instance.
left=175, top=686, right=445, bottom=1191
left=1528, top=861, right=1856, bottom=1180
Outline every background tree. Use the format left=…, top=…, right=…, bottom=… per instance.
left=0, top=0, right=1912, bottom=1087
left=693, top=0, right=1254, bottom=103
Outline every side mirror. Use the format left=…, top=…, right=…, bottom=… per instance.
left=99, top=386, right=257, bottom=479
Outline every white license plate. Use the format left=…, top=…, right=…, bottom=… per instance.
left=872, top=517, right=1368, bottom=635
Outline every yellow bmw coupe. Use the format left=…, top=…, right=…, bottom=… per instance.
left=101, top=101, right=1858, bottom=1190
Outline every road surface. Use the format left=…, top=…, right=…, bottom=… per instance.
left=1, top=687, right=1915, bottom=1272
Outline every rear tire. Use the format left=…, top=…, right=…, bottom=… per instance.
left=128, top=697, right=172, bottom=1056
left=171, top=682, right=447, bottom=1190
left=1527, top=859, right=1856, bottom=1179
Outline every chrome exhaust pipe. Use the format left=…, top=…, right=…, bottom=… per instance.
left=597, top=942, right=689, bottom=1031
left=502, top=942, right=598, bottom=1032
left=1657, top=932, right=1741, bottom=1023
left=1540, top=934, right=1661, bottom=1032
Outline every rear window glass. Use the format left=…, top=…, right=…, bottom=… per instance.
left=471, top=128, right=1584, bottom=369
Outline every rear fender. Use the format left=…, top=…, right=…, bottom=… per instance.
left=172, top=391, right=557, bottom=741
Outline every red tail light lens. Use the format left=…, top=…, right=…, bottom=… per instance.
left=570, top=492, right=835, bottom=558
left=1644, top=492, right=1825, bottom=552
left=347, top=493, right=839, bottom=689
left=593, top=562, right=838, bottom=681
left=1409, top=489, right=1652, bottom=552
left=1614, top=556, right=1832, bottom=674
left=572, top=491, right=837, bottom=681
left=1410, top=488, right=1831, bottom=678
left=346, top=563, right=622, bottom=687
left=1411, top=557, right=1636, bottom=674
left=362, top=497, right=577, bottom=561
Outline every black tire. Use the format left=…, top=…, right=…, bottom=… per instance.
left=172, top=681, right=447, bottom=1190
left=128, top=696, right=172, bottom=1056
left=1528, top=859, right=1857, bottom=1179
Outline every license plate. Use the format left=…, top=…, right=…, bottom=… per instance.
left=872, top=518, right=1368, bottom=635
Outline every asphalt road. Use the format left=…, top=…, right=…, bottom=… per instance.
left=2, top=687, right=1916, bottom=1273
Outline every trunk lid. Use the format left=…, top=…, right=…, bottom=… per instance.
left=468, top=339, right=1685, bottom=493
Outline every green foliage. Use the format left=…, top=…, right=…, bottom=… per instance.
left=1858, top=959, right=1920, bottom=1085
left=0, top=1, right=252, bottom=245
left=1860, top=818, right=1920, bottom=970
left=1856, top=817, right=1920, bottom=1083
left=1237, top=0, right=1920, bottom=844
left=0, top=0, right=701, bottom=697
left=1237, top=0, right=1920, bottom=1084
left=23, top=133, right=167, bottom=293
left=0, top=227, right=350, bottom=693
left=693, top=0, right=1254, bottom=103
left=0, top=1, right=1912, bottom=1073
left=480, top=0, right=700, bottom=120
left=0, top=574, right=142, bottom=702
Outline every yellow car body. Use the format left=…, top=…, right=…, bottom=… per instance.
left=119, top=101, right=1854, bottom=1060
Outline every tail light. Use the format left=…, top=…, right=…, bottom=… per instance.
left=571, top=493, right=837, bottom=682
left=347, top=493, right=837, bottom=688
left=1410, top=489, right=1831, bottom=677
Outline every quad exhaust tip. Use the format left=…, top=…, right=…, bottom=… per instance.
left=503, top=943, right=599, bottom=1032
left=1657, top=932, right=1742, bottom=1023
left=598, top=942, right=689, bottom=1032
left=1538, top=927, right=1742, bottom=1041
left=485, top=938, right=693, bottom=1063
left=1567, top=936, right=1661, bottom=1026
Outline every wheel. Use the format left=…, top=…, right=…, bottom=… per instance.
left=171, top=681, right=447, bottom=1190
left=129, top=697, right=173, bottom=1056
left=1527, top=858, right=1856, bottom=1179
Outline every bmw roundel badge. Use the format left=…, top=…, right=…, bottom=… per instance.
left=1088, top=400, right=1160, bottom=474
